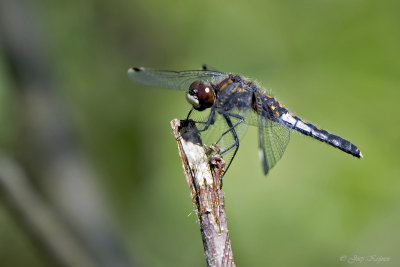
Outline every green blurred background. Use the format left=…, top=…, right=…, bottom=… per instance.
left=0, top=0, right=399, bottom=266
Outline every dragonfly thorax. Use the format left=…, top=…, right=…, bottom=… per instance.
left=186, top=80, right=215, bottom=111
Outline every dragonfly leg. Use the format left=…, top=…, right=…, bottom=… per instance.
left=185, top=107, right=195, bottom=121
left=185, top=107, right=210, bottom=127
left=196, top=109, right=216, bottom=132
left=216, top=112, right=244, bottom=145
left=218, top=112, right=243, bottom=176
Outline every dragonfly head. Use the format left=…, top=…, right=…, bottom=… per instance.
left=186, top=80, right=215, bottom=111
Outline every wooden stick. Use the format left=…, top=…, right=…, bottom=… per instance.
left=171, top=119, right=235, bottom=267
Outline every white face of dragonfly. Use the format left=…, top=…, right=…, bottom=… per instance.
left=185, top=80, right=215, bottom=111
left=185, top=92, right=200, bottom=109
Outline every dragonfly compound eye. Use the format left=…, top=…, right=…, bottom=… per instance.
left=186, top=80, right=214, bottom=110
left=197, top=84, right=214, bottom=108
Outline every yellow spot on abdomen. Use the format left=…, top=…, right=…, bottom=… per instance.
left=275, top=111, right=280, bottom=117
left=271, top=105, right=276, bottom=110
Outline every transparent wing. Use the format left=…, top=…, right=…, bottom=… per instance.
left=258, top=116, right=290, bottom=175
left=127, top=67, right=228, bottom=90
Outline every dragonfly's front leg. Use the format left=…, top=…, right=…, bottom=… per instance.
left=185, top=108, right=216, bottom=132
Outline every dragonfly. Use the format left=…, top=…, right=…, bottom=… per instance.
left=128, top=66, right=362, bottom=175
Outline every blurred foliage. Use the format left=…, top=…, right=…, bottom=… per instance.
left=1, top=0, right=399, bottom=266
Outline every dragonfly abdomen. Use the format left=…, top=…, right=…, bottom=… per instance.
left=280, top=112, right=362, bottom=158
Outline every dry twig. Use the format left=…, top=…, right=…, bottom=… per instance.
left=171, top=119, right=235, bottom=267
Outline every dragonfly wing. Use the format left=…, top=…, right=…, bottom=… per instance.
left=258, top=115, right=290, bottom=175
left=128, top=67, right=228, bottom=90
